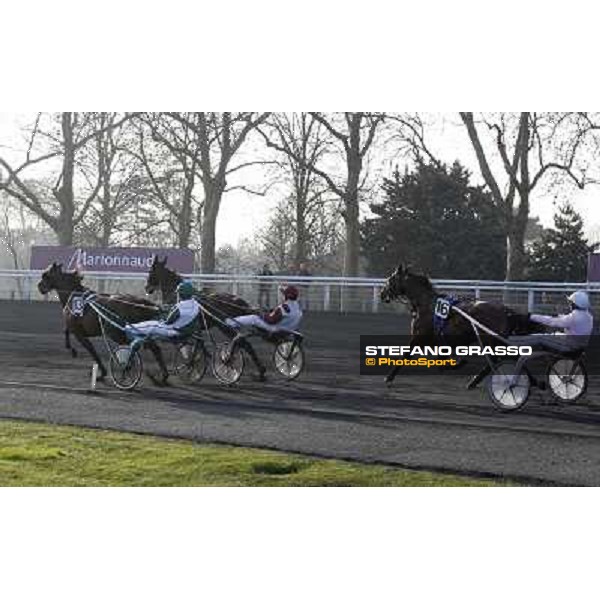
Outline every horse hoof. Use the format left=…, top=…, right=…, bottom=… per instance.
left=149, top=373, right=169, bottom=387
left=71, top=350, right=78, bottom=358
left=254, top=371, right=267, bottom=382
left=384, top=376, right=394, bottom=387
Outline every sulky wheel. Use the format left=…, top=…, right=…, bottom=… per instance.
left=547, top=357, right=588, bottom=405
left=273, top=339, right=305, bottom=380
left=110, top=346, right=143, bottom=391
left=174, top=340, right=208, bottom=384
left=212, top=342, right=245, bottom=385
left=486, top=360, right=531, bottom=412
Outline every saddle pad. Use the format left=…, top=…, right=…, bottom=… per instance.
left=69, top=291, right=93, bottom=318
left=433, top=295, right=459, bottom=336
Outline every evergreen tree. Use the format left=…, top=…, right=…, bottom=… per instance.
left=527, top=202, right=596, bottom=282
left=361, top=160, right=506, bottom=279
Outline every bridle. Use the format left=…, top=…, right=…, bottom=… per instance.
left=382, top=274, right=410, bottom=306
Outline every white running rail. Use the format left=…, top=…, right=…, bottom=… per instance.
left=0, top=270, right=598, bottom=314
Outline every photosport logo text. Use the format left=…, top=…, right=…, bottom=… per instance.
left=360, top=336, right=532, bottom=376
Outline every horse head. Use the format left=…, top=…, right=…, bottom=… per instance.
left=38, top=262, right=64, bottom=295
left=146, top=256, right=167, bottom=294
left=38, top=262, right=85, bottom=296
left=381, top=263, right=408, bottom=303
left=380, top=263, right=434, bottom=306
left=145, top=256, right=181, bottom=303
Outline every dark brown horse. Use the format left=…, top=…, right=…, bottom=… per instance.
left=380, top=263, right=541, bottom=387
left=145, top=256, right=253, bottom=315
left=38, top=263, right=167, bottom=381
left=145, top=256, right=269, bottom=378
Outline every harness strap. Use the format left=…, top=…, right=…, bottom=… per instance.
left=451, top=305, right=509, bottom=345
left=433, top=295, right=460, bottom=336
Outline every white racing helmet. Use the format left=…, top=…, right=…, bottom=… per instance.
left=567, top=290, right=591, bottom=310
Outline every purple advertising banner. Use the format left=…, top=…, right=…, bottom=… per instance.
left=30, top=246, right=195, bottom=274
left=589, top=254, right=600, bottom=282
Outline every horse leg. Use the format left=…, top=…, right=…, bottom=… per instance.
left=385, top=335, right=430, bottom=386
left=73, top=330, right=108, bottom=380
left=238, top=338, right=266, bottom=381
left=146, top=340, right=170, bottom=386
left=65, top=329, right=78, bottom=358
left=385, top=365, right=402, bottom=385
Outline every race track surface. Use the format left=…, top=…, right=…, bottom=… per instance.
left=2, top=300, right=600, bottom=485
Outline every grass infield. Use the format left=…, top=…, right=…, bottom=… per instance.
left=0, top=419, right=508, bottom=487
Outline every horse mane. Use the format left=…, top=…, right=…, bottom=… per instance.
left=65, top=270, right=85, bottom=287
left=408, top=270, right=436, bottom=294
left=163, top=263, right=183, bottom=285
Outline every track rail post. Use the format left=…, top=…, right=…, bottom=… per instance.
left=324, top=285, right=331, bottom=312
left=372, top=285, right=379, bottom=313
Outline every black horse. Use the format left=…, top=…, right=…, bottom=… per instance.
left=38, top=262, right=172, bottom=383
left=145, top=256, right=269, bottom=379
left=380, top=263, right=543, bottom=387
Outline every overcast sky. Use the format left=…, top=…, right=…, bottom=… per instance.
left=1, top=112, right=598, bottom=247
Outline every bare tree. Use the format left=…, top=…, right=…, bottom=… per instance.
left=0, top=193, right=52, bottom=296
left=261, top=112, right=385, bottom=276
left=0, top=196, right=24, bottom=271
left=261, top=113, right=330, bottom=267
left=258, top=195, right=343, bottom=274
left=164, top=112, right=271, bottom=272
left=385, top=112, right=444, bottom=168
left=258, top=200, right=295, bottom=271
left=127, top=114, right=202, bottom=250
left=77, top=113, right=149, bottom=247
left=0, top=112, right=131, bottom=246
left=460, top=112, right=594, bottom=280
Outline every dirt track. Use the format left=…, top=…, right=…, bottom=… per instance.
left=2, top=300, right=600, bottom=485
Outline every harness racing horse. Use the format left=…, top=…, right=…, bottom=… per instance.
left=38, top=263, right=171, bottom=383
left=145, top=257, right=269, bottom=379
left=380, top=263, right=542, bottom=388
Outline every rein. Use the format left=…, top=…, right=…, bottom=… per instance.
left=51, top=287, right=160, bottom=312
left=197, top=292, right=256, bottom=314
left=108, top=296, right=160, bottom=311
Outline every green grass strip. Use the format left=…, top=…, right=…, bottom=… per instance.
left=0, top=419, right=509, bottom=487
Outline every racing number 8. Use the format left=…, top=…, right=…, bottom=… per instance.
left=72, top=297, right=84, bottom=317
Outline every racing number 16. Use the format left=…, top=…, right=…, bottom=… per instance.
left=434, top=298, right=451, bottom=320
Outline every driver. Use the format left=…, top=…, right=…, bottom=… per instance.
left=512, top=291, right=593, bottom=353
left=226, top=285, right=303, bottom=333
left=126, top=280, right=200, bottom=341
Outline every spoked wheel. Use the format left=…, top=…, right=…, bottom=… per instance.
left=547, top=357, right=588, bottom=404
left=273, top=339, right=305, bottom=380
left=174, top=340, right=208, bottom=384
left=212, top=342, right=245, bottom=385
left=486, top=360, right=531, bottom=412
left=110, top=346, right=143, bottom=391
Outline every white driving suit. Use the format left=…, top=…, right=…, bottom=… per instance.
left=126, top=298, right=200, bottom=340
left=511, top=309, right=594, bottom=353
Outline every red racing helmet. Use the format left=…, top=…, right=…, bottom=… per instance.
left=280, top=285, right=299, bottom=300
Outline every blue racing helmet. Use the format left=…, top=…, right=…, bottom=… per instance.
left=177, top=280, right=195, bottom=300
left=568, top=291, right=591, bottom=310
